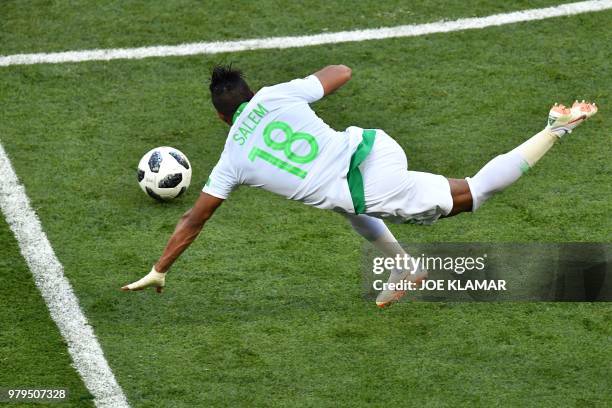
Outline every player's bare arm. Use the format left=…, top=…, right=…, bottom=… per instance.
left=155, top=192, right=223, bottom=273
left=313, top=64, right=352, bottom=95
left=121, top=192, right=223, bottom=292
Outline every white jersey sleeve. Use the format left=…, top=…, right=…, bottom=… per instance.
left=202, top=151, right=238, bottom=199
left=267, top=75, right=324, bottom=103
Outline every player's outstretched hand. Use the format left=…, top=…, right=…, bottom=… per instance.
left=121, top=267, right=166, bottom=293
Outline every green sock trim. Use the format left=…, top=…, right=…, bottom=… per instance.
left=519, top=160, right=531, bottom=174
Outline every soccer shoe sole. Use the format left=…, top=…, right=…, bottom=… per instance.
left=547, top=100, right=598, bottom=136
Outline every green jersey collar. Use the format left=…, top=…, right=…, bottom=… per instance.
left=232, top=102, right=248, bottom=124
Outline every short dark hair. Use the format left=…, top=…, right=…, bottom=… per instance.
left=209, top=64, right=253, bottom=118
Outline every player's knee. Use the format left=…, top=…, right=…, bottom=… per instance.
left=345, top=214, right=387, bottom=241
left=447, top=178, right=475, bottom=214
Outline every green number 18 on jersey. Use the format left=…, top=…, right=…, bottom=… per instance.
left=248, top=121, right=319, bottom=179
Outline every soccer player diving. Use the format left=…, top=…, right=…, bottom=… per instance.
left=121, top=64, right=598, bottom=307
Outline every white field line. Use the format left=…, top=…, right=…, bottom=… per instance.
left=1, top=0, right=611, bottom=67
left=0, top=143, right=130, bottom=408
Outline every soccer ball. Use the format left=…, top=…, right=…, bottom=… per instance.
left=137, top=147, right=192, bottom=201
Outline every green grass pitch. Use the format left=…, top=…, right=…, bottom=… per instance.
left=0, top=1, right=611, bottom=406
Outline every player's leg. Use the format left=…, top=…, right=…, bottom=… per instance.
left=445, top=178, right=473, bottom=216
left=343, top=213, right=404, bottom=257
left=447, top=101, right=598, bottom=215
left=343, top=214, right=426, bottom=307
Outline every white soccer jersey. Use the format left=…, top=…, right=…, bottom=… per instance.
left=203, top=75, right=364, bottom=212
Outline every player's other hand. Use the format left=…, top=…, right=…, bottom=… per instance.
left=121, top=267, right=166, bottom=293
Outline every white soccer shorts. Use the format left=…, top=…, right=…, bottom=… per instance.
left=360, top=130, right=453, bottom=224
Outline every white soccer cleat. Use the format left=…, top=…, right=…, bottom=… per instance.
left=546, top=100, right=598, bottom=138
left=375, top=265, right=427, bottom=308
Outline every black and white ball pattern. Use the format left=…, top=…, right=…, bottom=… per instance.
left=137, top=147, right=192, bottom=201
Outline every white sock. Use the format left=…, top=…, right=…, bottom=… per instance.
left=466, top=151, right=526, bottom=211
left=344, top=214, right=405, bottom=254
left=344, top=213, right=388, bottom=242
left=514, top=128, right=558, bottom=167
left=344, top=214, right=411, bottom=277
left=467, top=128, right=558, bottom=211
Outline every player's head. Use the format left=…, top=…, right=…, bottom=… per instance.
left=209, top=64, right=254, bottom=125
